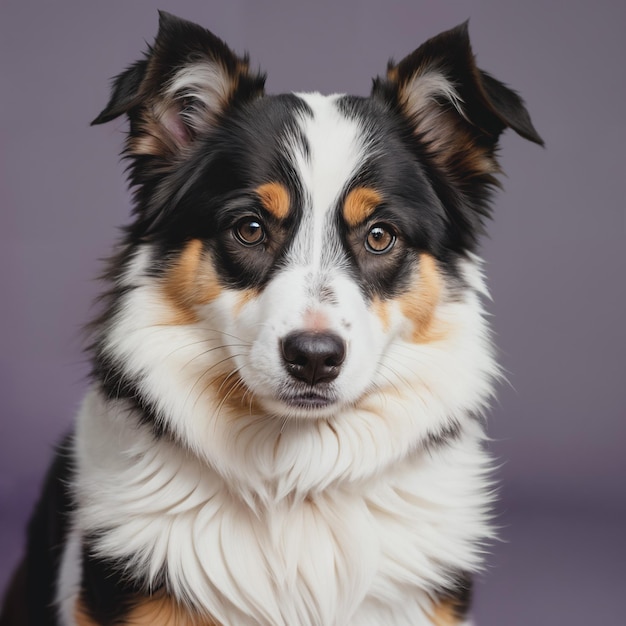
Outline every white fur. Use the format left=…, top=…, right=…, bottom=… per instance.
left=167, top=62, right=232, bottom=128
left=66, top=94, right=497, bottom=625
left=289, top=93, right=368, bottom=268
left=400, top=70, right=466, bottom=122
left=154, top=61, right=235, bottom=146
left=73, top=391, right=491, bottom=626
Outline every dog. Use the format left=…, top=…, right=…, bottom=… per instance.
left=0, top=11, right=542, bottom=626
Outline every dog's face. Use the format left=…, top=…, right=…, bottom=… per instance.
left=168, top=91, right=451, bottom=420
left=91, top=12, right=541, bottom=493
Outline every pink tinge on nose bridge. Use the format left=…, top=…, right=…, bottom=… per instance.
left=302, top=308, right=330, bottom=331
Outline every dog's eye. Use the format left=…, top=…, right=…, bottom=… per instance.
left=365, top=224, right=396, bottom=254
left=234, top=218, right=266, bottom=246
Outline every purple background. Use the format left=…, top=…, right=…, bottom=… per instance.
left=1, top=1, right=624, bottom=623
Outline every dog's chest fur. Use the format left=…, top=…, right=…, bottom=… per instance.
left=63, top=391, right=489, bottom=626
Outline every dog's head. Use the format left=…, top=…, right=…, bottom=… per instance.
left=91, top=12, right=541, bottom=494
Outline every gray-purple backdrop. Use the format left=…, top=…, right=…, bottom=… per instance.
left=1, top=1, right=624, bottom=624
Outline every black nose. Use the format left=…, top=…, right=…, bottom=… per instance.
left=281, top=331, right=346, bottom=385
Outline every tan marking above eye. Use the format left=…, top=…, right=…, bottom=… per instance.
left=343, top=187, right=383, bottom=226
left=256, top=182, right=290, bottom=220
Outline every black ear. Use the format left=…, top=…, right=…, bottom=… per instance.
left=372, top=22, right=543, bottom=248
left=92, top=11, right=265, bottom=157
left=91, top=59, right=149, bottom=126
left=373, top=21, right=543, bottom=149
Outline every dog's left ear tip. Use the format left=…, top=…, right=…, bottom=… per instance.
left=90, top=110, right=111, bottom=126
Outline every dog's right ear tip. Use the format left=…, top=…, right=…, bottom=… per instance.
left=157, top=9, right=185, bottom=32
left=157, top=9, right=174, bottom=22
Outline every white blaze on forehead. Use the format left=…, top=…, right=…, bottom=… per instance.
left=289, top=93, right=369, bottom=267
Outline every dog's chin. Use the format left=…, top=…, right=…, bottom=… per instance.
left=258, top=389, right=345, bottom=420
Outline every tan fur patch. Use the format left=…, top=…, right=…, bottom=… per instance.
left=387, top=64, right=499, bottom=183
left=125, top=594, right=220, bottom=625
left=429, top=598, right=463, bottom=626
left=233, top=288, right=258, bottom=316
left=75, top=595, right=221, bottom=626
left=422, top=119, right=498, bottom=182
left=386, top=64, right=399, bottom=83
left=75, top=599, right=99, bottom=626
left=127, top=54, right=257, bottom=160
left=256, top=182, right=290, bottom=220
left=129, top=114, right=179, bottom=157
left=398, top=253, right=446, bottom=343
left=210, top=370, right=262, bottom=418
left=162, top=239, right=222, bottom=325
left=343, top=187, right=383, bottom=226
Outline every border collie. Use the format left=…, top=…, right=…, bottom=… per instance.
left=1, top=11, right=542, bottom=626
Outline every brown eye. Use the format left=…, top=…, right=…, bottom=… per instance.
left=365, top=224, right=396, bottom=254
left=234, top=218, right=265, bottom=246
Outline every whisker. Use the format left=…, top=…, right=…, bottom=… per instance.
left=162, top=341, right=248, bottom=365
left=377, top=359, right=415, bottom=391
left=184, top=326, right=252, bottom=346
left=183, top=353, right=246, bottom=416
left=139, top=322, right=252, bottom=346
left=372, top=368, right=403, bottom=397
left=212, top=371, right=248, bottom=422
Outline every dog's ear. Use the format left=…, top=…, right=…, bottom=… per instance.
left=373, top=21, right=543, bottom=155
left=372, top=22, right=543, bottom=247
left=92, top=11, right=265, bottom=158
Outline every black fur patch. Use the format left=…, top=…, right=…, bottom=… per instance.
left=0, top=435, right=74, bottom=626
left=422, top=420, right=463, bottom=454
left=78, top=540, right=157, bottom=626
left=436, top=571, right=474, bottom=620
left=371, top=22, right=543, bottom=253
left=92, top=354, right=178, bottom=441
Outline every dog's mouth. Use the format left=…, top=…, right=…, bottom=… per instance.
left=278, top=388, right=338, bottom=413
left=279, top=390, right=337, bottom=411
